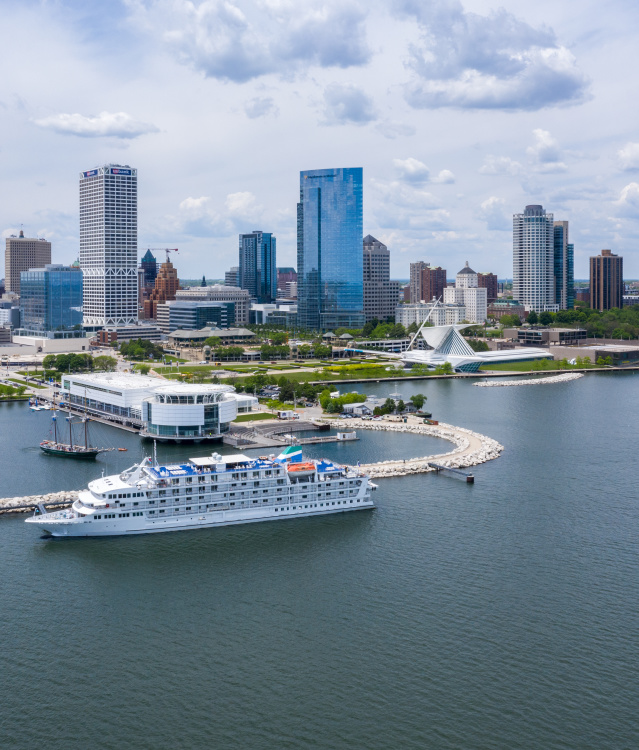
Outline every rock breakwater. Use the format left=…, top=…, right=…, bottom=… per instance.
left=474, top=372, right=584, bottom=387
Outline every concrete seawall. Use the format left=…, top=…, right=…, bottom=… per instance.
left=1, top=416, right=503, bottom=514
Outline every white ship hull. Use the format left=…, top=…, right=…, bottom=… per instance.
left=26, top=450, right=376, bottom=538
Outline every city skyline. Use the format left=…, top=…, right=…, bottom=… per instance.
left=1, top=2, right=638, bottom=279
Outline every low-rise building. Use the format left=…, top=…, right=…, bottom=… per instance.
left=250, top=302, right=297, bottom=327
left=488, top=299, right=526, bottom=322
left=167, top=327, right=256, bottom=348
left=517, top=327, right=587, bottom=346
left=157, top=300, right=235, bottom=334
left=396, top=301, right=466, bottom=328
left=176, top=285, right=250, bottom=324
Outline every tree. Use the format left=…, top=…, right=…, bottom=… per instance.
left=397, top=399, right=406, bottom=413
left=389, top=323, right=407, bottom=339
left=526, top=310, right=539, bottom=324
left=43, top=355, right=57, bottom=370
left=466, top=339, right=489, bottom=352
left=204, top=336, right=222, bottom=348
left=539, top=311, right=553, bottom=326
left=410, top=393, right=426, bottom=410
left=383, top=397, right=396, bottom=414
left=93, top=355, right=117, bottom=372
left=407, top=321, right=419, bottom=334
left=362, top=319, right=378, bottom=337
left=138, top=364, right=151, bottom=375
left=500, top=314, right=521, bottom=327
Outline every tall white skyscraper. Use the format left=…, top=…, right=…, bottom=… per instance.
left=512, top=204, right=557, bottom=313
left=79, top=164, right=138, bottom=328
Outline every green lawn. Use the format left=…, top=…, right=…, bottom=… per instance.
left=234, top=412, right=276, bottom=422
left=8, top=378, right=47, bottom=389
left=477, top=360, right=597, bottom=372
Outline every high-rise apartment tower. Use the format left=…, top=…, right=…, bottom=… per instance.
left=79, top=164, right=138, bottom=328
left=590, top=250, right=623, bottom=311
left=513, top=205, right=557, bottom=313
left=239, top=231, right=276, bottom=303
left=297, top=168, right=364, bottom=330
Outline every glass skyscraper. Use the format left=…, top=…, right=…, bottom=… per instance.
left=238, top=231, right=276, bottom=303
left=19, top=264, right=83, bottom=334
left=553, top=221, right=574, bottom=310
left=297, top=168, right=364, bottom=331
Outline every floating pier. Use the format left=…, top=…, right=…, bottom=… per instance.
left=428, top=463, right=475, bottom=483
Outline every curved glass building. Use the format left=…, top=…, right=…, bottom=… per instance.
left=297, top=168, right=364, bottom=331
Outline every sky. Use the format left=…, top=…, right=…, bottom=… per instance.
left=1, top=0, right=639, bottom=280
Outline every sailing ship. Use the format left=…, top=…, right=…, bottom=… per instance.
left=40, top=412, right=111, bottom=459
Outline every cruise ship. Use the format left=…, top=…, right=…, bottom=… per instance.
left=26, top=448, right=375, bottom=537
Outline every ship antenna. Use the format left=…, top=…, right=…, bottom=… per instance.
left=153, top=439, right=158, bottom=467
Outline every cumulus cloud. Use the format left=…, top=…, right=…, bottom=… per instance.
left=129, top=0, right=370, bottom=82
left=479, top=155, right=522, bottom=176
left=244, top=96, right=278, bottom=119
left=395, top=1, right=589, bottom=111
left=32, top=111, right=159, bottom=139
left=322, top=83, right=376, bottom=126
left=394, top=158, right=454, bottom=184
left=617, top=143, right=639, bottom=171
left=175, top=192, right=263, bottom=236
left=371, top=179, right=450, bottom=231
left=375, top=120, right=416, bottom=139
left=527, top=129, right=567, bottom=172
left=479, top=196, right=510, bottom=231
left=615, top=183, right=639, bottom=217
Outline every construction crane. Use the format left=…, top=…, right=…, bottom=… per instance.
left=144, top=248, right=179, bottom=263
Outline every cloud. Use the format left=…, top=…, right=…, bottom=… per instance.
left=393, top=158, right=454, bottom=184
left=129, top=0, right=370, bottom=83
left=371, top=179, right=450, bottom=230
left=618, top=143, right=639, bottom=171
left=32, top=111, right=159, bottom=139
left=395, top=1, right=589, bottom=111
left=479, top=155, right=522, bottom=176
left=244, top=96, right=278, bottom=119
left=174, top=192, right=263, bottom=237
left=526, top=129, right=567, bottom=172
left=479, top=196, right=510, bottom=231
left=375, top=121, right=416, bottom=139
left=615, top=183, right=639, bottom=218
left=322, top=83, right=376, bottom=125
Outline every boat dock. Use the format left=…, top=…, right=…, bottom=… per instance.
left=428, top=463, right=475, bottom=483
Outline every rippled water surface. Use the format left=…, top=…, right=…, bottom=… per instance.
left=1, top=374, right=638, bottom=749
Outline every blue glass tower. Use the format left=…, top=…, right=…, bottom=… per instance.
left=553, top=221, right=574, bottom=310
left=297, top=167, right=364, bottom=331
left=239, top=231, right=276, bottom=303
left=19, top=264, right=83, bottom=334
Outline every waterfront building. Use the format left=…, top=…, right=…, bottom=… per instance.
left=167, top=327, right=255, bottom=348
left=487, top=299, right=526, bottom=322
left=513, top=204, right=557, bottom=313
left=477, top=272, right=498, bottom=303
left=297, top=167, right=364, bottom=330
left=553, top=221, right=574, bottom=310
left=239, top=231, right=276, bottom=303
left=590, top=249, right=623, bottom=311
left=79, top=164, right=138, bottom=328
left=363, top=235, right=398, bottom=322
left=176, top=285, right=250, bottom=324
left=18, top=264, right=83, bottom=335
left=144, top=259, right=180, bottom=319
left=60, top=373, right=256, bottom=441
left=156, top=300, right=235, bottom=334
left=443, top=263, right=488, bottom=323
left=225, top=267, right=240, bottom=287
left=5, top=231, right=51, bottom=295
left=395, top=300, right=466, bottom=327
left=516, top=328, right=587, bottom=346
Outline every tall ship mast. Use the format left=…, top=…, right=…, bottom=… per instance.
left=26, top=447, right=376, bottom=537
left=40, top=412, right=111, bottom=459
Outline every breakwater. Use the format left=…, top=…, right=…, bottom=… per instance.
left=318, top=416, right=503, bottom=479
left=474, top=372, right=584, bottom=387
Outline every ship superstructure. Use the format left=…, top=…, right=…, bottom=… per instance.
left=26, top=450, right=375, bottom=537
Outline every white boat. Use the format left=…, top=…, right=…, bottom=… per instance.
left=26, top=447, right=376, bottom=537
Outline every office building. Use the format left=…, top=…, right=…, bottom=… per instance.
left=277, top=267, right=297, bottom=296
left=297, top=167, right=364, bottom=330
left=396, top=300, right=466, bottom=328
left=590, top=249, right=623, bottom=311
left=5, top=230, right=51, bottom=295
left=144, top=258, right=180, bottom=319
left=513, top=204, right=557, bottom=313
left=443, top=263, right=488, bottom=323
left=156, top=300, right=235, bottom=334
left=19, top=264, right=83, bottom=335
left=553, top=221, right=574, bottom=309
left=249, top=301, right=298, bottom=327
left=140, top=249, right=158, bottom=287
left=176, top=285, right=250, bottom=324
left=409, top=261, right=446, bottom=303
left=477, top=272, right=498, bottom=303
left=79, top=164, right=138, bottom=328
left=225, top=267, right=240, bottom=287
left=0, top=300, right=20, bottom=328
left=363, top=235, right=398, bottom=322
left=239, top=231, right=276, bottom=303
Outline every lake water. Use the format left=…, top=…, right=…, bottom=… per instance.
left=1, top=373, right=638, bottom=749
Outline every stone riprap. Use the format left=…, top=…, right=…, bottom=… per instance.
left=474, top=372, right=584, bottom=387
left=317, top=416, right=503, bottom=479
left=2, top=417, right=504, bottom=512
